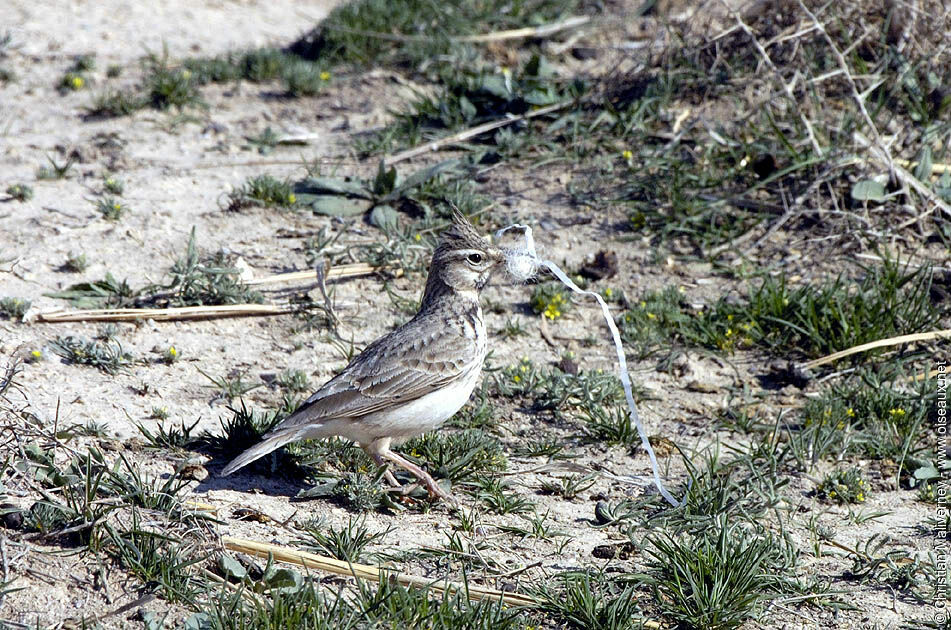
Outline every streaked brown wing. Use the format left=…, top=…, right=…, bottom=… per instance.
left=270, top=313, right=477, bottom=432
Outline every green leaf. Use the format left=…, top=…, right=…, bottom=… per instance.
left=478, top=74, right=510, bottom=100
left=183, top=613, right=212, bottom=630
left=263, top=567, right=303, bottom=593
left=218, top=553, right=247, bottom=580
left=914, top=146, right=933, bottom=181
left=850, top=179, right=887, bottom=202
left=389, top=158, right=461, bottom=197
left=458, top=94, right=477, bottom=122
left=141, top=611, right=167, bottom=630
left=369, top=204, right=399, bottom=232
left=296, top=478, right=340, bottom=499
left=913, top=464, right=940, bottom=482
left=305, top=195, right=372, bottom=217
left=44, top=273, right=138, bottom=308
left=293, top=177, right=370, bottom=198
left=372, top=161, right=398, bottom=196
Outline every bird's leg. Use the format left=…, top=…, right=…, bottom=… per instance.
left=379, top=448, right=457, bottom=504
left=363, top=445, right=401, bottom=488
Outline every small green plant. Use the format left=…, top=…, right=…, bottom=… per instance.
left=49, top=335, right=132, bottom=374
left=332, top=469, right=387, bottom=511
left=400, top=429, right=506, bottom=484
left=277, top=369, right=310, bottom=393
left=466, top=475, right=533, bottom=514
left=0, top=297, right=31, bottom=320
left=816, top=467, right=869, bottom=505
left=581, top=405, right=637, bottom=446
left=103, top=175, right=124, bottom=195
left=297, top=515, right=390, bottom=562
left=163, top=227, right=263, bottom=306
left=199, top=369, right=262, bottom=401
left=227, top=174, right=297, bottom=211
left=36, top=154, right=75, bottom=180
left=135, top=417, right=201, bottom=450
left=62, top=251, right=88, bottom=273
left=88, top=88, right=146, bottom=117
left=58, top=71, right=86, bottom=92
left=198, top=403, right=281, bottom=464
left=531, top=283, right=571, bottom=320
left=644, top=519, right=783, bottom=630
left=5, top=183, right=33, bottom=201
left=95, top=196, right=128, bottom=221
left=72, top=54, right=96, bottom=72
left=793, top=368, right=932, bottom=466
left=534, top=572, right=643, bottom=630
left=497, top=317, right=526, bottom=339
left=282, top=60, right=332, bottom=96
left=161, top=345, right=180, bottom=364
left=144, top=54, right=203, bottom=110
left=539, top=473, right=597, bottom=500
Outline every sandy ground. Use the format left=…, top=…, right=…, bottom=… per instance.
left=0, top=1, right=937, bottom=628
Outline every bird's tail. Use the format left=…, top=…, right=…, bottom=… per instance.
left=219, top=428, right=305, bottom=477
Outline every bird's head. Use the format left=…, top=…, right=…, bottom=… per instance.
left=425, top=212, right=504, bottom=297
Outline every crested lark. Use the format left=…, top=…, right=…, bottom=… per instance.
left=220, top=212, right=504, bottom=502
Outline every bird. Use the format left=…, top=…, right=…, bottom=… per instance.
left=220, top=212, right=505, bottom=503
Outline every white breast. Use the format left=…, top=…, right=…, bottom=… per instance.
left=343, top=367, right=482, bottom=444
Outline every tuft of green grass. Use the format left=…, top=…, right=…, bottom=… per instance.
left=791, top=367, right=933, bottom=468
left=643, top=518, right=788, bottom=630
left=288, top=0, right=583, bottom=69
left=198, top=403, right=282, bottom=468
left=199, top=369, right=262, bottom=402
left=534, top=572, right=644, bottom=630
left=95, top=196, right=128, bottom=221
left=49, top=335, right=133, bottom=374
left=619, top=259, right=944, bottom=359
left=581, top=405, right=638, bottom=446
left=35, top=154, right=75, bottom=180
left=399, top=429, right=506, bottom=484
left=143, top=54, right=203, bottom=110
left=226, top=174, right=298, bottom=211
left=102, top=174, right=125, bottom=195
left=62, top=251, right=88, bottom=273
left=5, top=183, right=33, bottom=201
left=296, top=515, right=390, bottom=563
left=163, top=227, right=264, bottom=306
left=88, top=88, right=147, bottom=117
left=44, top=272, right=137, bottom=309
left=135, top=418, right=200, bottom=450
left=465, top=475, right=533, bottom=514
left=0, top=297, right=31, bottom=320
left=276, top=369, right=310, bottom=393
left=539, top=473, right=597, bottom=500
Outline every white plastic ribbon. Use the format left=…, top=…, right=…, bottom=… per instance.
left=497, top=223, right=682, bottom=507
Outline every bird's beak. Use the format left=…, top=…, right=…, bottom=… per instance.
left=489, top=246, right=505, bottom=266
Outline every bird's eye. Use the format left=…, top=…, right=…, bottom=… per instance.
left=467, top=252, right=484, bottom=265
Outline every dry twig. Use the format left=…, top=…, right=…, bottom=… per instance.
left=799, top=329, right=951, bottom=370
